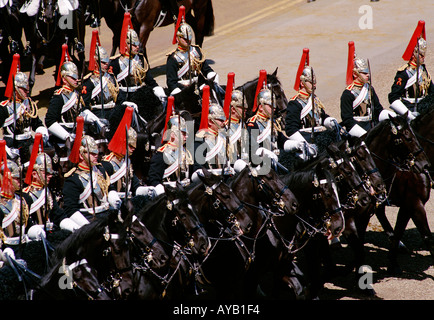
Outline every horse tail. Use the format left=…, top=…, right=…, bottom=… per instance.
left=203, top=0, right=215, bottom=37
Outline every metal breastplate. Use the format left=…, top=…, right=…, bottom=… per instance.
left=78, top=169, right=107, bottom=207
left=119, top=55, right=145, bottom=87
left=4, top=100, right=34, bottom=136
left=0, top=197, right=22, bottom=238
left=204, top=133, right=226, bottom=169
left=90, top=75, right=112, bottom=103
left=405, top=66, right=431, bottom=100
left=108, top=157, right=132, bottom=193
left=26, top=187, right=53, bottom=225
left=297, top=96, right=321, bottom=128
left=162, top=146, right=191, bottom=181
left=60, top=91, right=79, bottom=123
left=350, top=86, right=370, bottom=117
left=174, top=47, right=201, bottom=80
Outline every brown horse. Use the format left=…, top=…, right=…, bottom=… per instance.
left=97, top=0, right=214, bottom=57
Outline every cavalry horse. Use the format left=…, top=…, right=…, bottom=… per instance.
left=364, top=114, right=433, bottom=275
left=96, top=0, right=214, bottom=57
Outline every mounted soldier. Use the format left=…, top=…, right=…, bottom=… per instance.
left=147, top=96, right=197, bottom=193
left=109, top=12, right=166, bottom=105
left=60, top=120, right=111, bottom=232
left=0, top=140, right=29, bottom=247
left=284, top=48, right=338, bottom=160
left=388, top=20, right=434, bottom=121
left=82, top=30, right=119, bottom=122
left=101, top=106, right=142, bottom=206
left=166, top=6, right=220, bottom=96
left=22, top=134, right=65, bottom=231
left=1, top=54, right=48, bottom=163
left=222, top=72, right=249, bottom=164
left=340, top=41, right=385, bottom=137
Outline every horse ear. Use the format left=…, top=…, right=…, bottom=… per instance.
left=272, top=67, right=278, bottom=77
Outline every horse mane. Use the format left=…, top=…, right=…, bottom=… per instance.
left=411, top=92, right=434, bottom=127
left=364, top=119, right=390, bottom=145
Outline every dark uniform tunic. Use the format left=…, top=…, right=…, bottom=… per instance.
left=101, top=152, right=141, bottom=198
left=147, top=141, right=198, bottom=186
left=109, top=53, right=158, bottom=103
left=62, top=163, right=111, bottom=221
left=166, top=45, right=214, bottom=94
left=45, top=86, right=86, bottom=144
left=82, top=70, right=119, bottom=120
left=340, top=81, right=383, bottom=132
left=0, top=98, right=45, bottom=159
left=388, top=61, right=434, bottom=110
left=22, top=182, right=65, bottom=230
left=0, top=195, right=29, bottom=246
left=285, top=90, right=329, bottom=143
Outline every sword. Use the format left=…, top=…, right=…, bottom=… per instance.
left=125, top=124, right=129, bottom=199
left=177, top=114, right=182, bottom=182
left=270, top=85, right=276, bottom=152
left=310, top=66, right=316, bottom=143
left=85, top=139, right=96, bottom=218
left=415, top=37, right=421, bottom=111
left=126, top=32, right=132, bottom=101
left=12, top=74, right=16, bottom=148
left=223, top=102, right=232, bottom=177
left=367, top=59, right=374, bottom=127
left=18, top=157, right=23, bottom=246
left=96, top=44, right=105, bottom=119
left=44, top=153, right=48, bottom=232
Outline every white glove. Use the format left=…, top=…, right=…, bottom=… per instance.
left=256, top=147, right=278, bottom=161
left=1, top=248, right=15, bottom=261
left=60, top=218, right=81, bottom=232
left=234, top=159, right=248, bottom=173
left=27, top=225, right=46, bottom=241
left=48, top=122, right=71, bottom=141
left=306, top=143, right=318, bottom=157
left=348, top=124, right=367, bottom=137
left=70, top=211, right=90, bottom=227
left=35, top=126, right=49, bottom=142
left=206, top=71, right=219, bottom=85
left=378, top=109, right=397, bottom=122
left=390, top=100, right=417, bottom=121
left=284, top=139, right=304, bottom=152
left=122, top=101, right=139, bottom=112
left=170, top=87, right=182, bottom=96
left=153, top=86, right=167, bottom=102
left=191, top=169, right=204, bottom=183
left=108, top=190, right=122, bottom=210
left=154, top=184, right=165, bottom=196
left=136, top=186, right=156, bottom=197
left=323, top=117, right=338, bottom=130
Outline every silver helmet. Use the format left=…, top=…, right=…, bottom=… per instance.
left=80, top=135, right=99, bottom=156
left=60, top=61, right=79, bottom=80
left=33, top=153, right=54, bottom=175
left=1, top=160, right=20, bottom=179
left=208, top=103, right=226, bottom=122
left=165, top=115, right=187, bottom=141
left=413, top=37, right=427, bottom=57
left=230, top=90, right=244, bottom=108
left=14, top=71, right=29, bottom=90
left=176, top=22, right=193, bottom=42
left=128, top=127, right=137, bottom=148
left=95, top=46, right=110, bottom=64
left=257, top=88, right=272, bottom=107
left=300, top=66, right=316, bottom=85
left=353, top=57, right=369, bottom=74
left=126, top=28, right=140, bottom=48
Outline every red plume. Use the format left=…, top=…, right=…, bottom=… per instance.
left=293, top=48, right=310, bottom=91
left=0, top=140, right=13, bottom=199
left=223, top=72, right=235, bottom=118
left=199, top=85, right=210, bottom=131
left=56, top=44, right=71, bottom=86
left=161, top=96, right=175, bottom=143
left=253, top=69, right=267, bottom=112
left=69, top=116, right=85, bottom=163
left=5, top=54, right=21, bottom=99
left=346, top=41, right=356, bottom=85
left=172, top=5, right=186, bottom=45
left=402, top=20, right=426, bottom=61
left=120, top=12, right=134, bottom=55
left=108, top=106, right=134, bottom=155
left=88, top=29, right=101, bottom=71
left=25, top=133, right=44, bottom=185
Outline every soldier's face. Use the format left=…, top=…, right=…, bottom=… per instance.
left=178, top=36, right=191, bottom=50
left=100, top=61, right=109, bottom=73
left=16, top=86, right=29, bottom=100
left=413, top=52, right=425, bottom=64
left=358, top=72, right=370, bottom=84
left=63, top=75, right=78, bottom=89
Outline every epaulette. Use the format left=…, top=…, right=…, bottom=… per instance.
left=0, top=100, right=9, bottom=106
left=397, top=63, right=409, bottom=72
left=110, top=53, right=121, bottom=60
left=103, top=153, right=115, bottom=161
left=157, top=144, right=168, bottom=152
left=247, top=115, right=257, bottom=127
left=290, top=94, right=298, bottom=101
left=64, top=167, right=77, bottom=178
left=54, top=88, right=64, bottom=95
left=346, top=83, right=355, bottom=90
left=23, top=186, right=31, bottom=193
left=83, top=72, right=93, bottom=80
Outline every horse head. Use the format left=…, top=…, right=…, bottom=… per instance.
left=193, top=168, right=254, bottom=236
left=341, top=137, right=387, bottom=206
left=165, top=182, right=211, bottom=258
left=325, top=142, right=371, bottom=211
left=367, top=113, right=430, bottom=175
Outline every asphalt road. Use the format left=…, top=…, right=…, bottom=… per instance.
left=5, top=0, right=434, bottom=300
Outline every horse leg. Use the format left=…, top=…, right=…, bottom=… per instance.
left=387, top=206, right=411, bottom=275
left=408, top=203, right=434, bottom=264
